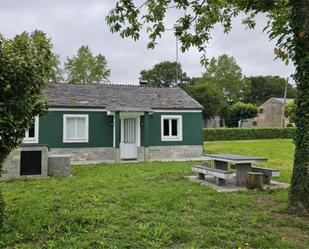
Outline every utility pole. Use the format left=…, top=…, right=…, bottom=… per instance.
left=282, top=77, right=288, bottom=127
left=175, top=37, right=179, bottom=86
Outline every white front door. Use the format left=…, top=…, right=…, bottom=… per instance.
left=120, top=118, right=138, bottom=159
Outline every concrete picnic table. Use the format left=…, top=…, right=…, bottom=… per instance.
left=204, top=154, right=268, bottom=186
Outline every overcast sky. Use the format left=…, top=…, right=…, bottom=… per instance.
left=0, top=0, right=295, bottom=84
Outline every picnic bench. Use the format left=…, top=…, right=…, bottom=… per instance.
left=192, top=154, right=281, bottom=188
left=192, top=165, right=234, bottom=186
left=205, top=154, right=268, bottom=186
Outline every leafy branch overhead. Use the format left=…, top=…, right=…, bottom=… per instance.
left=106, top=0, right=292, bottom=63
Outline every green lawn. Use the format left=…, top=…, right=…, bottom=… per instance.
left=0, top=139, right=308, bottom=249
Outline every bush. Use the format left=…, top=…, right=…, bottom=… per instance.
left=204, top=127, right=296, bottom=141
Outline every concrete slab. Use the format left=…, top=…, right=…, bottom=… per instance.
left=187, top=175, right=289, bottom=193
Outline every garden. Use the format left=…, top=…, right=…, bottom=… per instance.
left=0, top=139, right=308, bottom=249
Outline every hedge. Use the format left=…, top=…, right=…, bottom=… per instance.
left=204, top=127, right=296, bottom=141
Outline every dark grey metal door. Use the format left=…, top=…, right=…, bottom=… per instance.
left=20, top=151, right=42, bottom=175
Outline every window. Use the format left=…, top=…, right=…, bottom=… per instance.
left=23, top=116, right=39, bottom=143
left=161, top=115, right=182, bottom=141
left=259, top=108, right=264, bottom=114
left=63, top=114, right=89, bottom=143
left=252, top=121, right=257, bottom=126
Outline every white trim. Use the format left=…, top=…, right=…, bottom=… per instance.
left=113, top=115, right=115, bottom=148
left=50, top=108, right=106, bottom=112
left=153, top=109, right=202, bottom=113
left=161, top=115, right=183, bottom=141
left=63, top=114, right=89, bottom=143
left=23, top=116, right=39, bottom=144
left=136, top=116, right=141, bottom=147
left=119, top=112, right=144, bottom=118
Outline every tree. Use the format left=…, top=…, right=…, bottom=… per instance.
left=49, top=55, right=64, bottom=82
left=284, top=101, right=296, bottom=121
left=184, top=79, right=226, bottom=120
left=203, top=54, right=248, bottom=103
left=64, top=45, right=110, bottom=84
left=140, top=61, right=190, bottom=87
left=106, top=0, right=309, bottom=213
left=0, top=30, right=55, bottom=225
left=228, top=102, right=258, bottom=127
left=244, top=76, right=297, bottom=105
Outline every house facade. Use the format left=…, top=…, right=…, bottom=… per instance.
left=251, top=97, right=294, bottom=128
left=21, top=83, right=204, bottom=163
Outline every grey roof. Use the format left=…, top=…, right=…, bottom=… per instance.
left=273, top=98, right=294, bottom=104
left=44, top=83, right=203, bottom=110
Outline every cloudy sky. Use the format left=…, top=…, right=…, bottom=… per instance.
left=0, top=0, right=294, bottom=84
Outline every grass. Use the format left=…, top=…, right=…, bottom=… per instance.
left=0, top=139, right=308, bottom=248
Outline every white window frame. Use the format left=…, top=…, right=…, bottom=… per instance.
left=161, top=115, right=183, bottom=141
left=63, top=114, right=89, bottom=143
left=23, top=116, right=39, bottom=144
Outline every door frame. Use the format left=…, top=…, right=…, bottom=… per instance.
left=119, top=112, right=142, bottom=159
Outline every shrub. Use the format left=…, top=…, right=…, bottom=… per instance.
left=228, top=102, right=258, bottom=127
left=204, top=127, right=296, bottom=141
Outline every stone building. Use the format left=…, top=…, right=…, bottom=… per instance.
left=251, top=97, right=294, bottom=128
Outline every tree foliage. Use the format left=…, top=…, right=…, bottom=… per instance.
left=228, top=102, right=258, bottom=127
left=106, top=1, right=292, bottom=63
left=184, top=79, right=225, bottom=120
left=0, top=30, right=55, bottom=225
left=140, top=61, right=190, bottom=87
left=49, top=54, right=64, bottom=82
left=107, top=0, right=309, bottom=212
left=64, top=45, right=111, bottom=84
left=244, top=76, right=297, bottom=105
left=203, top=54, right=248, bottom=103
left=284, top=101, right=296, bottom=121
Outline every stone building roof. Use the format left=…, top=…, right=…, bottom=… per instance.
left=44, top=83, right=203, bottom=111
left=273, top=98, right=294, bottom=104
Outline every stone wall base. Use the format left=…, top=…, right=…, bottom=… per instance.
left=149, top=145, right=203, bottom=161
left=50, top=147, right=115, bottom=163
left=48, top=155, right=71, bottom=176
left=1, top=145, right=204, bottom=180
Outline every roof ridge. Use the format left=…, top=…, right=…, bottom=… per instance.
left=48, top=82, right=179, bottom=89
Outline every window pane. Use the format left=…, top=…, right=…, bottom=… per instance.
left=27, top=118, right=36, bottom=138
left=66, top=118, right=76, bottom=138
left=163, top=119, right=169, bottom=136
left=28, top=126, right=35, bottom=138
left=76, top=118, right=85, bottom=138
left=171, top=119, right=178, bottom=136
left=124, top=119, right=136, bottom=143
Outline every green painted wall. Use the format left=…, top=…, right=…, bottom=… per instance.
left=39, top=111, right=113, bottom=148
left=38, top=110, right=202, bottom=148
left=141, top=112, right=203, bottom=146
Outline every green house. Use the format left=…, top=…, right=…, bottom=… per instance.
left=23, top=83, right=204, bottom=163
